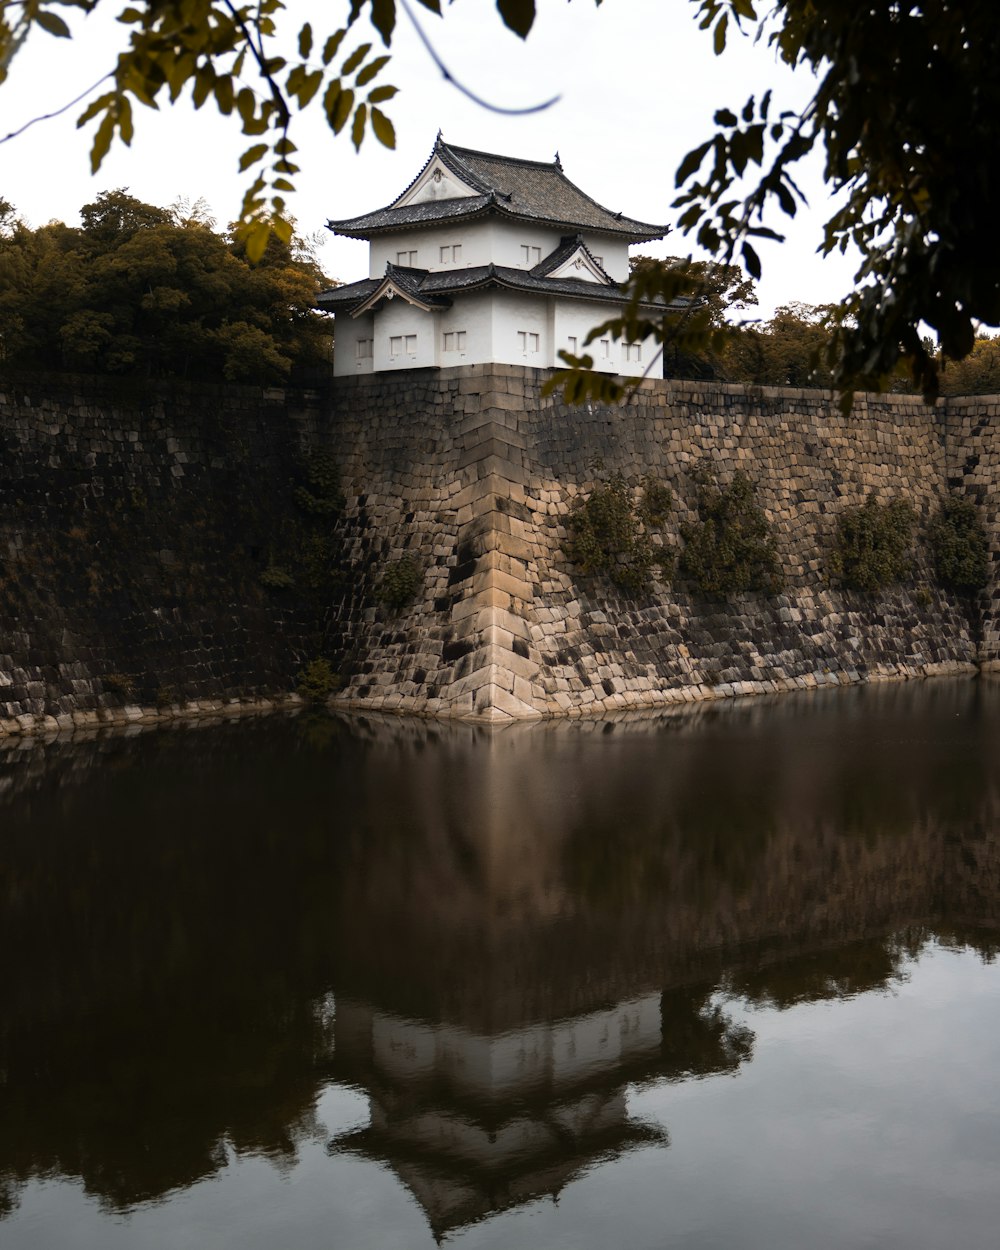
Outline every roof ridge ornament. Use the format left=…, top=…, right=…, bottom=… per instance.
left=554, top=150, right=562, bottom=169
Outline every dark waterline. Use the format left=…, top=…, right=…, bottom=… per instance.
left=2, top=678, right=1000, bottom=1248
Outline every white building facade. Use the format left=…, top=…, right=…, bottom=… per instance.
left=319, top=137, right=674, bottom=378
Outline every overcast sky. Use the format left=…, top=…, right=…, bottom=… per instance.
left=2, top=0, right=858, bottom=317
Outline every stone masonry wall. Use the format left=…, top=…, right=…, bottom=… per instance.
left=0, top=374, right=332, bottom=735
left=0, top=366, right=996, bottom=731
left=330, top=367, right=991, bottom=721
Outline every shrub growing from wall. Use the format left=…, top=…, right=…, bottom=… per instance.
left=678, top=470, right=784, bottom=596
left=566, top=474, right=673, bottom=595
left=929, top=495, right=989, bottom=591
left=830, top=494, right=916, bottom=592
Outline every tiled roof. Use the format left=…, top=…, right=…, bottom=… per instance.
left=326, top=137, right=668, bottom=242
left=317, top=257, right=685, bottom=315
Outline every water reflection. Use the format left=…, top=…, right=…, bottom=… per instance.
left=1, top=679, right=999, bottom=1243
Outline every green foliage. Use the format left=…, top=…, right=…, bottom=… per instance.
left=0, top=0, right=544, bottom=255
left=566, top=474, right=673, bottom=596
left=938, top=336, right=1000, bottom=398
left=259, top=563, right=295, bottom=590
left=928, top=496, right=990, bottom=592
left=0, top=190, right=332, bottom=382
left=293, top=450, right=345, bottom=517
left=295, top=658, right=338, bottom=704
left=678, top=470, right=783, bottom=597
left=830, top=495, right=916, bottom=592
left=376, top=555, right=423, bottom=613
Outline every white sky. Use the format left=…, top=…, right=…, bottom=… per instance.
left=1, top=0, right=859, bottom=317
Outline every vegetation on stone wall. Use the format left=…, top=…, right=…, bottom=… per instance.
left=678, top=470, right=784, bottom=597
left=566, top=474, right=674, bottom=595
left=0, top=191, right=332, bottom=383
left=830, top=494, right=916, bottom=592
left=295, top=658, right=338, bottom=704
left=260, top=449, right=346, bottom=599
left=376, top=555, right=424, bottom=614
left=929, top=496, right=990, bottom=592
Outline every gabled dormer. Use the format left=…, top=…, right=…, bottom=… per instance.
left=536, top=235, right=616, bottom=285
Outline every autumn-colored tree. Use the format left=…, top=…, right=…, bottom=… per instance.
left=0, top=190, right=332, bottom=382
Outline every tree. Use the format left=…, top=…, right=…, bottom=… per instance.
left=574, top=0, right=1000, bottom=406
left=3, top=1, right=999, bottom=398
left=629, top=254, right=756, bottom=381
left=0, top=190, right=332, bottom=381
left=721, top=303, right=835, bottom=389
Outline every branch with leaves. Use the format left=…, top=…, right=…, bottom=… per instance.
left=0, top=0, right=572, bottom=260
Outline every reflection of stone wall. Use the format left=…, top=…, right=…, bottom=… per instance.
left=330, top=368, right=985, bottom=721
left=1, top=687, right=999, bottom=1218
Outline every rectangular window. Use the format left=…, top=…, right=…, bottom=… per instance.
left=520, top=245, right=542, bottom=266
left=390, top=335, right=403, bottom=357
left=356, top=338, right=373, bottom=360
left=624, top=342, right=642, bottom=362
left=405, top=334, right=417, bottom=354
left=395, top=249, right=418, bottom=266
left=517, top=330, right=540, bottom=354
left=567, top=336, right=578, bottom=354
left=443, top=330, right=467, bottom=352
left=439, top=244, right=462, bottom=263
left=600, top=337, right=611, bottom=358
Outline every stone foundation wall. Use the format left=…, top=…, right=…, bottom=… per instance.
left=330, top=366, right=990, bottom=721
left=0, top=375, right=330, bottom=734
left=0, top=366, right=996, bottom=731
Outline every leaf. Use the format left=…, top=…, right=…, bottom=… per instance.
left=239, top=142, right=269, bottom=172
left=236, top=87, right=256, bottom=126
left=415, top=0, right=441, bottom=12
left=322, top=29, right=346, bottom=65
left=89, top=112, right=115, bottom=173
left=370, top=0, right=396, bottom=44
left=298, top=22, right=313, bottom=59
left=117, top=94, right=134, bottom=145
left=355, top=54, right=390, bottom=87
left=714, top=107, right=737, bottom=127
left=713, top=11, right=727, bottom=55
left=341, top=42, right=371, bottom=75
left=36, top=10, right=71, bottom=37
left=76, top=91, right=115, bottom=127
left=351, top=102, right=367, bottom=151
left=331, top=87, right=354, bottom=134
left=741, top=240, right=761, bottom=280
left=496, top=0, right=535, bottom=38
left=366, top=84, right=397, bottom=103
left=272, top=177, right=295, bottom=192
left=214, top=75, right=234, bottom=115
left=244, top=219, right=272, bottom=264
left=371, top=106, right=395, bottom=149
left=675, top=140, right=713, bottom=187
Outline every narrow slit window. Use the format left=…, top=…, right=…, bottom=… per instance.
left=443, top=330, right=468, bottom=353
left=518, top=330, right=540, bottom=354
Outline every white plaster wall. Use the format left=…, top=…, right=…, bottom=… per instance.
left=367, top=223, right=632, bottom=279
left=553, top=299, right=657, bottom=377
left=583, top=237, right=630, bottom=281
left=332, top=312, right=375, bottom=378
left=438, top=292, right=494, bottom=366
left=491, top=291, right=550, bottom=367
left=372, top=299, right=439, bottom=371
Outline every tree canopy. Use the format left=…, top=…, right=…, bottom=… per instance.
left=0, top=190, right=332, bottom=381
left=3, top=1, right=999, bottom=401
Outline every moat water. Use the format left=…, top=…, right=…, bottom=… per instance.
left=2, top=679, right=1000, bottom=1248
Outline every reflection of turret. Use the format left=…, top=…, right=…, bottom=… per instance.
left=328, top=988, right=752, bottom=1240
